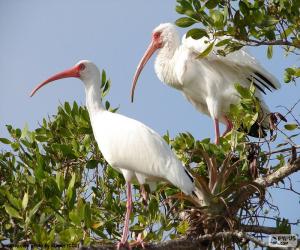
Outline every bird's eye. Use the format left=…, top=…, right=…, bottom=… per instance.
left=79, top=63, right=86, bottom=71
left=153, top=32, right=161, bottom=39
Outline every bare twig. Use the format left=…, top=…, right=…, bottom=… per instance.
left=264, top=145, right=300, bottom=156
left=240, top=225, right=282, bottom=234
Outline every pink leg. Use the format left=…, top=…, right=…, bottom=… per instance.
left=214, top=118, right=220, bottom=144
left=222, top=116, right=233, bottom=136
left=117, top=182, right=132, bottom=250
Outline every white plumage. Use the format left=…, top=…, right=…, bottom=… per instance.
left=131, top=23, right=280, bottom=144
left=93, top=111, right=194, bottom=194
left=30, top=60, right=196, bottom=248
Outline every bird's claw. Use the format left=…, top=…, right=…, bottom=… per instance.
left=130, top=233, right=146, bottom=249
left=117, top=241, right=131, bottom=250
left=130, top=239, right=145, bottom=249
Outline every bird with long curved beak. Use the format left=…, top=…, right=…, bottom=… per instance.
left=30, top=60, right=201, bottom=249
left=131, top=23, right=280, bottom=144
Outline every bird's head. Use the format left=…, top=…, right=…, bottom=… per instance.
left=152, top=23, right=178, bottom=47
left=131, top=23, right=178, bottom=102
left=30, top=60, right=100, bottom=97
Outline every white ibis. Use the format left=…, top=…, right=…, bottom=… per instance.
left=30, top=60, right=200, bottom=248
left=131, top=23, right=280, bottom=144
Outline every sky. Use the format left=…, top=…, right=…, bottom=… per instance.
left=0, top=0, right=299, bottom=238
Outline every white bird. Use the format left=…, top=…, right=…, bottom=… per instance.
left=30, top=60, right=199, bottom=249
left=131, top=23, right=280, bottom=144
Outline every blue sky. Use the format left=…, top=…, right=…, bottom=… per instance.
left=1, top=0, right=299, bottom=236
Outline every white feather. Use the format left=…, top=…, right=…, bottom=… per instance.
left=153, top=23, right=280, bottom=125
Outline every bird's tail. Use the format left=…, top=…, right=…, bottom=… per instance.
left=239, top=122, right=267, bottom=138
left=239, top=99, right=270, bottom=138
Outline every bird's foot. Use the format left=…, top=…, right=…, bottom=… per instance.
left=117, top=241, right=131, bottom=250
left=130, top=233, right=146, bottom=249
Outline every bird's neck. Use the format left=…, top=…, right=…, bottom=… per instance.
left=84, top=79, right=105, bottom=118
left=154, top=35, right=182, bottom=89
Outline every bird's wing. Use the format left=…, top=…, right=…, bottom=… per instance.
left=182, top=34, right=280, bottom=94
left=94, top=112, right=194, bottom=195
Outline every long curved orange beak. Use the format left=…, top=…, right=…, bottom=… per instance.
left=131, top=39, right=161, bottom=102
left=30, top=65, right=81, bottom=97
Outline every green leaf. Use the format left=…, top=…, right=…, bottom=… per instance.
left=52, top=143, right=74, bottom=157
left=22, top=193, right=29, bottom=210
left=15, top=128, right=21, bottom=139
left=196, top=41, right=215, bottom=58
left=205, top=0, right=218, bottom=9
left=186, top=28, right=208, bottom=40
left=56, top=172, right=65, bottom=192
left=84, top=203, right=92, bottom=228
left=267, top=45, right=273, bottom=59
left=235, top=84, right=252, bottom=99
left=285, top=68, right=295, bottom=75
left=86, top=160, right=98, bottom=169
left=0, top=138, right=11, bottom=144
left=175, top=17, right=197, bottom=28
left=69, top=209, right=81, bottom=225
left=4, top=203, right=22, bottom=219
left=176, top=5, right=185, bottom=14
left=239, top=1, right=249, bottom=15
left=284, top=124, right=298, bottom=131
left=67, top=173, right=76, bottom=207
left=21, top=123, right=29, bottom=139
left=192, top=0, right=201, bottom=10
left=64, top=102, right=71, bottom=114
left=210, top=10, right=224, bottom=28
left=294, top=68, right=300, bottom=77
left=215, top=38, right=231, bottom=47
left=59, top=228, right=82, bottom=244
left=177, top=220, right=189, bottom=234
left=26, top=200, right=43, bottom=224
left=6, top=192, right=22, bottom=210
left=72, top=101, right=79, bottom=115
left=101, top=70, right=106, bottom=87
left=102, top=80, right=111, bottom=98
left=262, top=17, right=279, bottom=26
left=105, top=101, right=110, bottom=110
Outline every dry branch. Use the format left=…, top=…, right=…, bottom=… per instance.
left=231, top=156, right=300, bottom=211
left=256, top=157, right=300, bottom=187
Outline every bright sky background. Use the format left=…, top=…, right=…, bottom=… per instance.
left=1, top=0, right=299, bottom=237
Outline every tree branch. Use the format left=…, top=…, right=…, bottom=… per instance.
left=256, top=157, right=300, bottom=187
left=231, top=157, right=300, bottom=211
left=243, top=38, right=300, bottom=49
left=240, top=224, right=282, bottom=234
